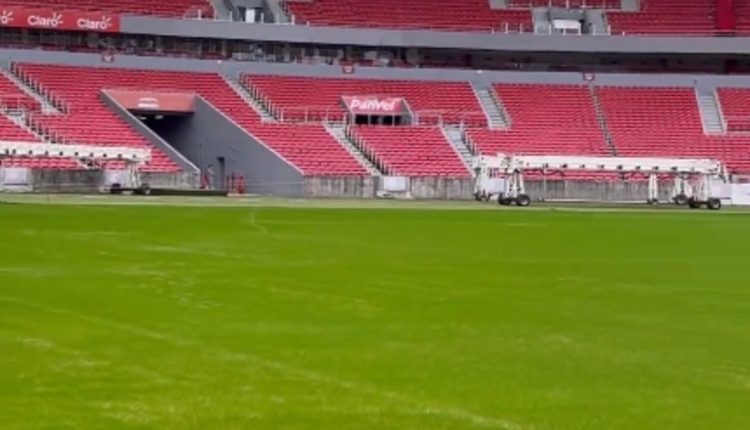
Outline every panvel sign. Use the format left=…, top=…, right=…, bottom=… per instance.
left=103, top=90, right=197, bottom=113
left=342, top=96, right=404, bottom=115
left=0, top=7, right=121, bottom=33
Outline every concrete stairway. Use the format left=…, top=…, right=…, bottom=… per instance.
left=472, top=83, right=510, bottom=129
left=588, top=84, right=618, bottom=156
left=441, top=125, right=474, bottom=172
left=325, top=123, right=382, bottom=176
left=3, top=68, right=61, bottom=115
left=222, top=74, right=276, bottom=122
left=264, top=0, right=292, bottom=23
left=2, top=110, right=55, bottom=143
left=696, top=89, right=726, bottom=135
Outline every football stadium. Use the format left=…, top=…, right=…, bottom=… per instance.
left=1, top=0, right=750, bottom=429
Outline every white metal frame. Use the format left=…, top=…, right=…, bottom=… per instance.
left=0, top=141, right=151, bottom=188
left=473, top=154, right=728, bottom=209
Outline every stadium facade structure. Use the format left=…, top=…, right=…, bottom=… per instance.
left=1, top=0, right=750, bottom=200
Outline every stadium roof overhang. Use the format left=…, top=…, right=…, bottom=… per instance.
left=123, top=16, right=750, bottom=56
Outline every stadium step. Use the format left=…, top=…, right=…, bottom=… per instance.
left=441, top=125, right=475, bottom=172
left=472, top=83, right=510, bottom=129
left=265, top=0, right=293, bottom=23
left=209, top=0, right=233, bottom=20
left=222, top=74, right=277, bottom=122
left=696, top=89, right=726, bottom=135
left=3, top=66, right=61, bottom=115
left=588, top=84, right=618, bottom=156
left=325, top=123, right=383, bottom=176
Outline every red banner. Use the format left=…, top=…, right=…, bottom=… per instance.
left=342, top=96, right=404, bottom=115
left=103, top=90, right=196, bottom=113
left=0, top=6, right=120, bottom=33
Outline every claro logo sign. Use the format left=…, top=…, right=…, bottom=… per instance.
left=0, top=7, right=120, bottom=33
left=27, top=12, right=63, bottom=29
left=77, top=16, right=114, bottom=31
left=0, top=10, right=15, bottom=26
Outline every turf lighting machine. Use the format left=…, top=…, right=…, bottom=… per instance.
left=0, top=141, right=151, bottom=190
left=473, top=154, right=729, bottom=210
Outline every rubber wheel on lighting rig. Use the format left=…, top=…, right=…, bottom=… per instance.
left=136, top=184, right=151, bottom=196
left=474, top=192, right=482, bottom=202
left=515, top=194, right=531, bottom=207
left=688, top=198, right=702, bottom=209
left=498, top=196, right=512, bottom=206
left=110, top=183, right=123, bottom=195
left=707, top=198, right=722, bottom=211
left=673, top=194, right=689, bottom=206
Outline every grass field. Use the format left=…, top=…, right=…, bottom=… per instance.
left=1, top=200, right=750, bottom=429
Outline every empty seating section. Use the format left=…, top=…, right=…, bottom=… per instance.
left=3, top=0, right=213, bottom=18
left=0, top=114, right=80, bottom=169
left=243, top=75, right=486, bottom=127
left=247, top=124, right=367, bottom=175
left=468, top=84, right=608, bottom=158
left=284, top=0, right=532, bottom=32
left=15, top=64, right=367, bottom=176
left=598, top=87, right=750, bottom=172
left=351, top=126, right=468, bottom=177
left=736, top=0, right=750, bottom=33
left=607, top=0, right=715, bottom=35
left=15, top=64, right=184, bottom=172
left=508, top=0, right=619, bottom=8
left=717, top=88, right=750, bottom=131
left=0, top=75, right=38, bottom=111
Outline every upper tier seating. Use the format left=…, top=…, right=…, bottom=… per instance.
left=350, top=126, right=469, bottom=177
left=598, top=86, right=750, bottom=173
left=735, top=0, right=750, bottom=34
left=15, top=64, right=366, bottom=175
left=468, top=84, right=609, bottom=157
left=3, top=0, right=213, bottom=18
left=508, top=0, right=619, bottom=8
left=607, top=0, right=715, bottom=35
left=243, top=74, right=486, bottom=127
left=717, top=88, right=750, bottom=131
left=284, top=0, right=533, bottom=32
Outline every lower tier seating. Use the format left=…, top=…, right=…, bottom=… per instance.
left=598, top=86, right=750, bottom=173
left=717, top=88, right=750, bottom=132
left=243, top=74, right=486, bottom=127
left=349, top=126, right=469, bottom=177
left=468, top=84, right=610, bottom=158
left=14, top=64, right=367, bottom=175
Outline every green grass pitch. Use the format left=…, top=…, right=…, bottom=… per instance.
left=1, top=202, right=750, bottom=429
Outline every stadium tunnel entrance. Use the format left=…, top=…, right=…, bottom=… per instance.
left=103, top=90, right=305, bottom=195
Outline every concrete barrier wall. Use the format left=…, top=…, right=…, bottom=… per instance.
left=29, top=170, right=103, bottom=193
left=141, top=172, right=200, bottom=189
left=409, top=177, right=475, bottom=199
left=304, top=176, right=376, bottom=198
left=26, top=170, right=197, bottom=193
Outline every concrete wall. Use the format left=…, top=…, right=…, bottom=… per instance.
left=25, top=169, right=195, bottom=192
left=304, top=176, right=376, bottom=198
left=164, top=96, right=305, bottom=195
left=120, top=15, right=750, bottom=55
